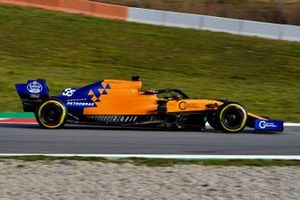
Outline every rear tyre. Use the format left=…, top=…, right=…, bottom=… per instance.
left=35, top=99, right=67, bottom=129
left=216, top=103, right=247, bottom=133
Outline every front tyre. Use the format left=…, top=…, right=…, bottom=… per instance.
left=217, top=103, right=247, bottom=133
left=35, top=99, right=67, bottom=129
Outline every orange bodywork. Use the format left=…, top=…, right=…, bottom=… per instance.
left=166, top=99, right=223, bottom=113
left=83, top=79, right=224, bottom=115
left=247, top=112, right=267, bottom=120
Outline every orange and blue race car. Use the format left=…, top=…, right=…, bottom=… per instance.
left=15, top=76, right=284, bottom=133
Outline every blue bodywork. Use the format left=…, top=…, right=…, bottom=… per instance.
left=16, top=79, right=49, bottom=96
left=55, top=81, right=107, bottom=118
left=15, top=79, right=50, bottom=112
left=254, top=120, right=284, bottom=132
left=15, top=79, right=109, bottom=117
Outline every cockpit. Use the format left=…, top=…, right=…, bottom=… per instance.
left=143, top=88, right=189, bottom=100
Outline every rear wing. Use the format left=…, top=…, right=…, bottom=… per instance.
left=15, top=79, right=49, bottom=112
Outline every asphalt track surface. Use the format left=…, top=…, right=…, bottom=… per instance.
left=0, top=123, right=299, bottom=155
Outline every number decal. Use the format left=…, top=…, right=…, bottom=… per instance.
left=62, top=88, right=76, bottom=97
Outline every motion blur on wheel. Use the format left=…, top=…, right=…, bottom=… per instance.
left=207, top=103, right=248, bottom=133
left=36, top=99, right=68, bottom=129
left=16, top=76, right=284, bottom=133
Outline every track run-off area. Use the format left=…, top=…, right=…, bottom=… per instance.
left=0, top=117, right=299, bottom=155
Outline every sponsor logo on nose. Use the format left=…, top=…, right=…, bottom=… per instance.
left=255, top=120, right=283, bottom=131
left=259, top=121, right=277, bottom=129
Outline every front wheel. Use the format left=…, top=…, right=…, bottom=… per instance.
left=216, top=103, right=247, bottom=133
left=35, top=99, right=67, bottom=129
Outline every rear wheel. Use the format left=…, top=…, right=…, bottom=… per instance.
left=35, top=99, right=67, bottom=129
left=216, top=103, right=247, bottom=133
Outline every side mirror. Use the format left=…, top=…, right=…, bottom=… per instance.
left=173, top=94, right=181, bottom=101
left=131, top=76, right=140, bottom=81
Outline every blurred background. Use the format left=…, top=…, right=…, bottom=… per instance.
left=94, top=0, right=300, bottom=25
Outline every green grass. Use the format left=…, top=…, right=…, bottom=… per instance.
left=0, top=4, right=299, bottom=121
left=1, top=156, right=300, bottom=167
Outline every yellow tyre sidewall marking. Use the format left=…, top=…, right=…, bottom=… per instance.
left=38, top=100, right=66, bottom=128
left=219, top=104, right=247, bottom=132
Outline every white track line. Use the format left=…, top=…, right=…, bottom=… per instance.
left=284, top=123, right=300, bottom=127
left=0, top=154, right=299, bottom=160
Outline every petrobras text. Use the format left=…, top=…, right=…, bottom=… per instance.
left=66, top=102, right=95, bottom=108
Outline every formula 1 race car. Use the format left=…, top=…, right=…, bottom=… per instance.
left=16, top=76, right=284, bottom=133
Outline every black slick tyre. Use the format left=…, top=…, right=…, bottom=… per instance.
left=216, top=103, right=247, bottom=133
left=35, top=99, right=67, bottom=129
